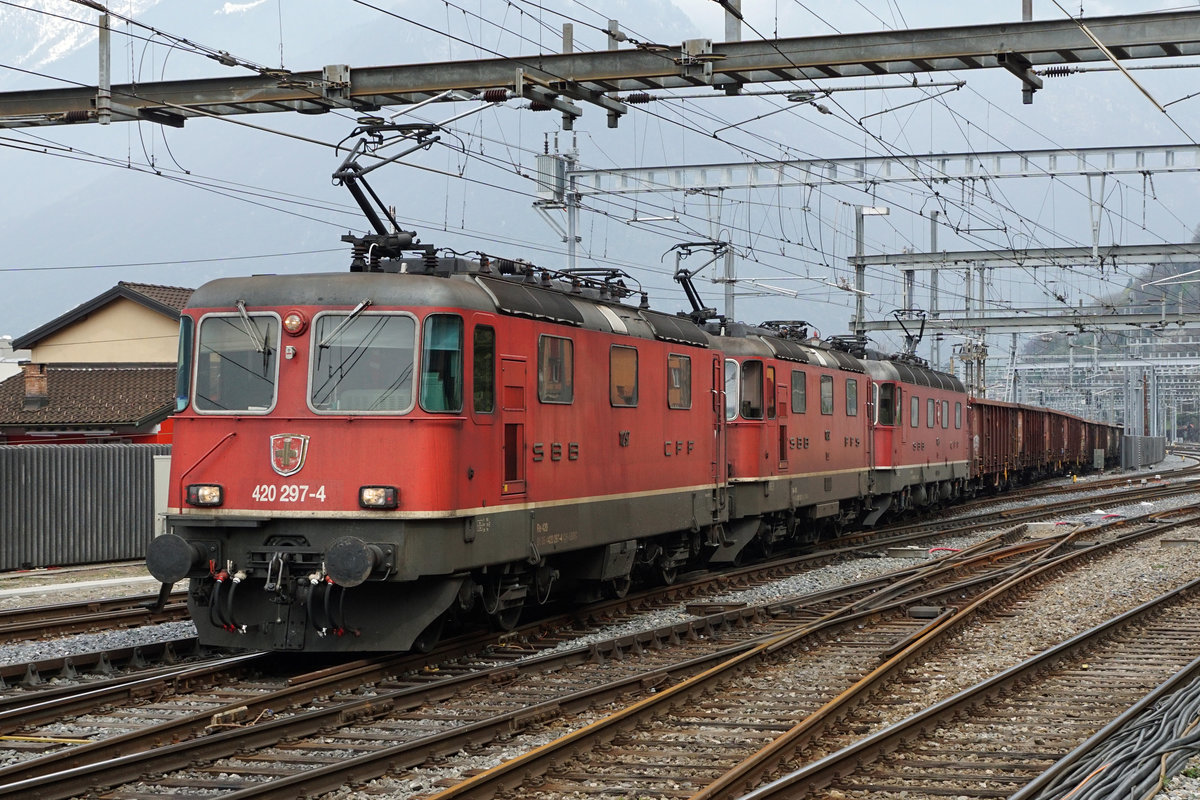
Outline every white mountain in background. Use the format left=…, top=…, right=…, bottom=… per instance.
left=1, top=1, right=162, bottom=72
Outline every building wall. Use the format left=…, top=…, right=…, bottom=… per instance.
left=30, top=299, right=179, bottom=363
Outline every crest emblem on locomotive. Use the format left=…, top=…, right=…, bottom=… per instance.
left=269, top=433, right=310, bottom=477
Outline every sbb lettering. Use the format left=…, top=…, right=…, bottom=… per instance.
left=532, top=442, right=580, bottom=463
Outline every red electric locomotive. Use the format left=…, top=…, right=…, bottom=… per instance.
left=710, top=326, right=874, bottom=562
left=145, top=127, right=1122, bottom=653
left=862, top=359, right=970, bottom=520
left=148, top=257, right=727, bottom=651
left=147, top=240, right=1126, bottom=653
left=145, top=241, right=1123, bottom=653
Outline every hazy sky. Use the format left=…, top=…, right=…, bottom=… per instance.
left=2, top=0, right=1199, bottom=369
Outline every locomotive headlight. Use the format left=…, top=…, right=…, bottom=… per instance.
left=186, top=484, right=224, bottom=507
left=359, top=486, right=399, bottom=509
left=282, top=310, right=307, bottom=336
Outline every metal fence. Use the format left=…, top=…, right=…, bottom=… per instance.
left=1122, top=435, right=1166, bottom=470
left=0, top=444, right=169, bottom=571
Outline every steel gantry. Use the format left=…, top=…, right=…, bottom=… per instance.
left=4, top=10, right=1200, bottom=129
left=570, top=144, right=1200, bottom=196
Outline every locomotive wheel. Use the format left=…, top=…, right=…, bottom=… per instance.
left=757, top=536, right=775, bottom=559
left=605, top=576, right=632, bottom=599
left=481, top=572, right=523, bottom=630
left=491, top=605, right=522, bottom=631
left=656, top=562, right=678, bottom=586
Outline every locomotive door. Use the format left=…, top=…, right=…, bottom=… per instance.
left=774, top=371, right=788, bottom=470
left=710, top=356, right=727, bottom=515
left=870, top=382, right=893, bottom=470
left=500, top=357, right=527, bottom=495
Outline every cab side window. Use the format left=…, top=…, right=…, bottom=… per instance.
left=877, top=383, right=895, bottom=425
left=538, top=335, right=574, bottom=404
left=667, top=354, right=692, bottom=409
left=766, top=366, right=777, bottom=419
left=791, top=370, right=807, bottom=413
left=725, top=359, right=739, bottom=421
left=473, top=325, right=495, bottom=413
left=741, top=360, right=764, bottom=419
left=421, top=314, right=464, bottom=412
left=610, top=345, right=638, bottom=407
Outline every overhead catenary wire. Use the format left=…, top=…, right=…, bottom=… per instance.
left=4, top=0, right=1176, bottom=297
left=4, top=0, right=1195, bottom=345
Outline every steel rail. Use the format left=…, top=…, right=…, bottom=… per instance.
left=418, top=510, right=1200, bottom=799
left=702, top=513, right=1200, bottom=799
left=734, top=575, right=1200, bottom=800
left=0, top=528, right=1050, bottom=798
left=0, top=594, right=189, bottom=643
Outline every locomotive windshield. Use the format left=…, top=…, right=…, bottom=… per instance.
left=310, top=312, right=415, bottom=413
left=175, top=315, right=193, bottom=413
left=193, top=313, right=279, bottom=413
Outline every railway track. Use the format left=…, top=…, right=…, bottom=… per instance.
left=411, top=511, right=1200, bottom=800
left=834, top=471, right=1199, bottom=547
left=736, top=577, right=1200, bottom=800
left=0, top=526, right=1057, bottom=799
left=1, top=508, right=1195, bottom=799
left=0, top=592, right=189, bottom=644
left=0, top=471, right=1195, bottom=799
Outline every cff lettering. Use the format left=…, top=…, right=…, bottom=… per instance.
left=663, top=440, right=696, bottom=456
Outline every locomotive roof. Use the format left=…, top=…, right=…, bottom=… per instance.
left=710, top=328, right=869, bottom=372
left=186, top=272, right=498, bottom=314
left=188, top=274, right=945, bottom=381
left=185, top=271, right=712, bottom=348
left=862, top=358, right=966, bottom=392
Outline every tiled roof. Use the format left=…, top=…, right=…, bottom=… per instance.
left=0, top=366, right=175, bottom=427
left=119, top=282, right=194, bottom=312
